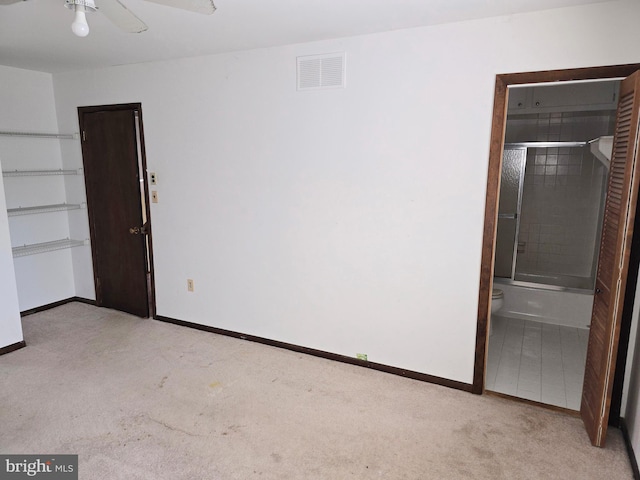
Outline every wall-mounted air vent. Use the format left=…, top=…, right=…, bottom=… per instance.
left=297, top=53, right=346, bottom=91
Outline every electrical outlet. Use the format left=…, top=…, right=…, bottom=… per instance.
left=356, top=353, right=368, bottom=361
left=187, top=279, right=194, bottom=292
left=150, top=172, right=157, bottom=185
left=151, top=191, right=158, bottom=203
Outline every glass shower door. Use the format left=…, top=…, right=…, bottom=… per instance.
left=494, top=148, right=526, bottom=278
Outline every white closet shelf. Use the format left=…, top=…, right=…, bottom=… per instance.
left=12, top=239, right=87, bottom=258
left=0, top=131, right=77, bottom=140
left=7, top=203, right=85, bottom=217
left=2, top=168, right=83, bottom=177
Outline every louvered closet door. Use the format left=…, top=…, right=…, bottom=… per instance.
left=581, top=72, right=640, bottom=447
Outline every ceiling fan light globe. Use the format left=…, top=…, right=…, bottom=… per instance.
left=71, top=11, right=90, bottom=37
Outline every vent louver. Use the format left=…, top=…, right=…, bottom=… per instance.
left=297, top=53, right=346, bottom=91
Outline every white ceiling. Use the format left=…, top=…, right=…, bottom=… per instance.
left=0, top=0, right=613, bottom=74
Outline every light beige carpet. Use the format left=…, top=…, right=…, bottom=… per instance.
left=0, top=302, right=634, bottom=479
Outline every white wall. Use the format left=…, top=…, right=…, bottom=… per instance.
left=0, top=66, right=39, bottom=348
left=51, top=0, right=640, bottom=385
left=0, top=65, right=79, bottom=312
left=0, top=165, right=22, bottom=349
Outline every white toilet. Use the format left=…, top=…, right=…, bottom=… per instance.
left=490, top=288, right=504, bottom=336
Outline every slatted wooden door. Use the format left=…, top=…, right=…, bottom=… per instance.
left=581, top=72, right=640, bottom=446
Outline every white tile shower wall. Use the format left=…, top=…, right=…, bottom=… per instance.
left=518, top=146, right=606, bottom=278
left=495, top=281, right=593, bottom=328
left=506, top=111, right=614, bottom=280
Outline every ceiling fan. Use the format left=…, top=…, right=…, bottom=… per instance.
left=0, top=0, right=216, bottom=37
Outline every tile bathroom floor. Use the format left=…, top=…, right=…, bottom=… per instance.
left=486, top=315, right=589, bottom=410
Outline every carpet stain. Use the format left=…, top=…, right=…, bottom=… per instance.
left=209, top=381, right=221, bottom=388
left=471, top=445, right=495, bottom=460
left=271, top=453, right=282, bottom=463
left=518, top=413, right=548, bottom=434
left=455, top=421, right=488, bottom=438
left=158, top=376, right=168, bottom=388
left=129, top=413, right=202, bottom=438
left=486, top=426, right=504, bottom=436
left=457, top=422, right=474, bottom=435
left=148, top=416, right=201, bottom=437
left=222, top=424, right=243, bottom=436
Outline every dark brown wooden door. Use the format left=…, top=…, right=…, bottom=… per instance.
left=581, top=72, right=640, bottom=446
left=79, top=106, right=149, bottom=318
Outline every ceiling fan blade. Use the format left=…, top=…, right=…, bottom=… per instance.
left=144, top=0, right=216, bottom=15
left=96, top=0, right=148, bottom=33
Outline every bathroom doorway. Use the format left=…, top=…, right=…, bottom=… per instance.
left=486, top=79, right=618, bottom=410
left=473, top=64, right=640, bottom=447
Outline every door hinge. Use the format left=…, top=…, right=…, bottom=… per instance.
left=82, top=130, right=86, bottom=142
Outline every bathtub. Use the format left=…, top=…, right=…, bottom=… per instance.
left=493, top=276, right=593, bottom=329
left=514, top=272, right=594, bottom=290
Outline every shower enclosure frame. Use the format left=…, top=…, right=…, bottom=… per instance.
left=495, top=146, right=526, bottom=281
left=496, top=140, right=602, bottom=292
left=473, top=63, right=640, bottom=447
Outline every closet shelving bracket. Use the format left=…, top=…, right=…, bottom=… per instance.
left=12, top=238, right=89, bottom=258
left=0, top=131, right=78, bottom=140
left=7, top=203, right=85, bottom=217
left=2, top=168, right=83, bottom=177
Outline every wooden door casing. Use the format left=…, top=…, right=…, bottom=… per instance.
left=475, top=64, right=640, bottom=446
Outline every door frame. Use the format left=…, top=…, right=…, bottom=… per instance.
left=78, top=103, right=156, bottom=318
left=473, top=64, right=640, bottom=416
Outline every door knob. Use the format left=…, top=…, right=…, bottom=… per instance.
left=129, top=223, right=149, bottom=235
left=595, top=288, right=602, bottom=294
